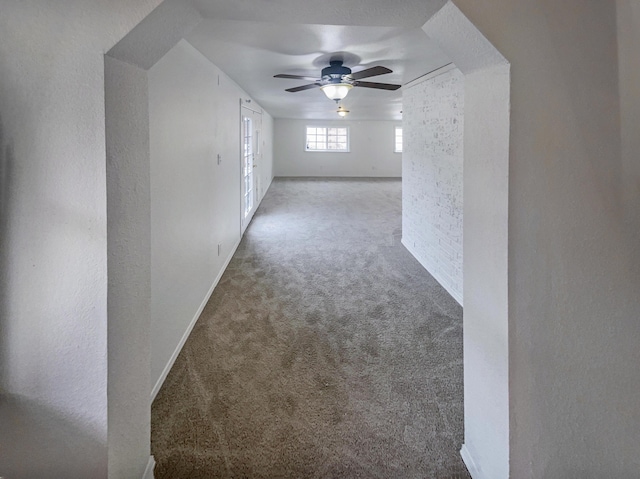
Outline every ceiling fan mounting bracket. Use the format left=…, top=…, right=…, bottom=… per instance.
left=321, top=61, right=353, bottom=85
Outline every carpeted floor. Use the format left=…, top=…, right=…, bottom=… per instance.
left=151, top=178, right=470, bottom=479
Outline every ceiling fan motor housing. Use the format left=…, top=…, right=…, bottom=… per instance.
left=274, top=61, right=400, bottom=95
left=321, top=61, right=352, bottom=84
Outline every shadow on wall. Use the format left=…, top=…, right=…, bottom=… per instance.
left=0, top=112, right=107, bottom=479
left=0, top=394, right=107, bottom=478
left=0, top=113, right=13, bottom=394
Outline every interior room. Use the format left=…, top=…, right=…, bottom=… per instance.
left=0, top=1, right=638, bottom=478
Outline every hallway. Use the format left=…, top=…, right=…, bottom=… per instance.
left=151, top=178, right=468, bottom=478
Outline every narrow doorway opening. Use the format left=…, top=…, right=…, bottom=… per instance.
left=241, top=104, right=262, bottom=233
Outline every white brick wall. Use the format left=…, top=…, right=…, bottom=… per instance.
left=402, top=67, right=464, bottom=304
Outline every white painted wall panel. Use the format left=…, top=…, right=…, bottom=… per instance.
left=104, top=54, right=152, bottom=479
left=441, top=0, right=640, bottom=477
left=422, top=8, right=512, bottom=477
left=274, top=119, right=401, bottom=177
left=402, top=68, right=464, bottom=304
left=0, top=1, right=163, bottom=477
left=260, top=113, right=275, bottom=201
left=618, top=0, right=640, bottom=242
left=460, top=64, right=510, bottom=479
left=149, top=40, right=274, bottom=392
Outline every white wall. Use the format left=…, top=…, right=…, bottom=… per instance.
left=402, top=67, right=464, bottom=304
left=0, top=1, right=163, bottom=477
left=104, top=5, right=204, bottom=477
left=460, top=64, right=510, bottom=479
left=149, top=40, right=274, bottom=395
left=2, top=1, right=638, bottom=478
left=274, top=119, right=401, bottom=177
left=104, top=54, right=154, bottom=479
left=421, top=7, right=510, bottom=477
left=618, top=0, right=640, bottom=245
left=427, top=1, right=640, bottom=477
left=260, top=113, right=275, bottom=201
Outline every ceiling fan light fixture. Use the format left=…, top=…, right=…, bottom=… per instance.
left=321, top=83, right=353, bottom=101
left=337, top=106, right=349, bottom=117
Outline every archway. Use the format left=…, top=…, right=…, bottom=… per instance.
left=104, top=1, right=511, bottom=477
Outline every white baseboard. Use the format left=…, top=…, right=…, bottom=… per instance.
left=142, top=455, right=155, bottom=479
left=150, top=238, right=241, bottom=402
left=401, top=238, right=463, bottom=306
left=460, top=444, right=481, bottom=479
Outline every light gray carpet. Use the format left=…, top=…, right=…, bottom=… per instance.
left=151, top=178, right=469, bottom=479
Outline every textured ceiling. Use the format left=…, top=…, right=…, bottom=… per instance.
left=192, top=0, right=448, bottom=27
left=186, top=0, right=452, bottom=120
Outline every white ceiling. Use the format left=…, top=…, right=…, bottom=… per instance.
left=186, top=0, right=452, bottom=120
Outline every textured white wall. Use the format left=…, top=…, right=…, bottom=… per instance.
left=104, top=54, right=152, bottom=479
left=274, top=119, right=401, bottom=177
left=421, top=7, right=511, bottom=477
left=260, top=113, right=275, bottom=200
left=104, top=6, right=204, bottom=478
left=460, top=64, right=510, bottom=479
left=0, top=1, right=162, bottom=477
left=431, top=1, right=640, bottom=477
left=618, top=0, right=640, bottom=245
left=149, top=40, right=274, bottom=395
left=1, top=2, right=637, bottom=478
left=402, top=67, right=464, bottom=304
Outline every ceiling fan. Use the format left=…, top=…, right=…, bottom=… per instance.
left=274, top=60, right=401, bottom=102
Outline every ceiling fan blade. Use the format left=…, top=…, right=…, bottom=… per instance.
left=274, top=74, right=321, bottom=81
left=285, top=83, right=321, bottom=93
left=347, top=66, right=393, bottom=80
left=354, top=81, right=401, bottom=91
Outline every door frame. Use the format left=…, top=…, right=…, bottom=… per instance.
left=240, top=101, right=262, bottom=234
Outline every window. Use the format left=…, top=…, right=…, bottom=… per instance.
left=395, top=126, right=403, bottom=153
left=305, top=126, right=349, bottom=152
left=242, top=116, right=254, bottom=218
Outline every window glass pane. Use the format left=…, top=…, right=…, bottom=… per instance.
left=306, top=126, right=348, bottom=152
left=395, top=126, right=403, bottom=152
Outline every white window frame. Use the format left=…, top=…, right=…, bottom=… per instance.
left=394, top=126, right=403, bottom=153
left=305, top=126, right=350, bottom=153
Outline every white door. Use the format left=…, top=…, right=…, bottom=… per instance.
left=241, top=106, right=261, bottom=233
